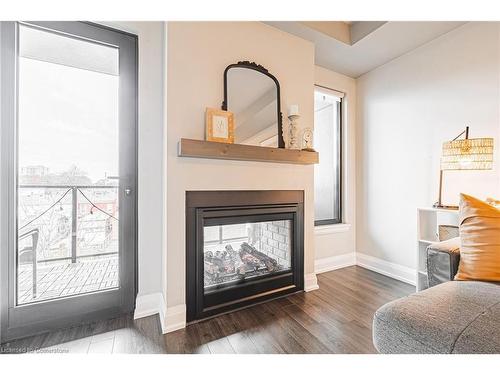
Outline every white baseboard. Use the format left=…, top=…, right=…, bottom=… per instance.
left=163, top=304, right=186, bottom=334
left=315, top=252, right=356, bottom=274
left=304, top=272, right=319, bottom=292
left=356, top=252, right=416, bottom=286
left=134, top=292, right=167, bottom=333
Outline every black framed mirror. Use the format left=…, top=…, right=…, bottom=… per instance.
left=222, top=61, right=284, bottom=148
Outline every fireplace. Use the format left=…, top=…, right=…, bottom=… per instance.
left=186, top=190, right=304, bottom=322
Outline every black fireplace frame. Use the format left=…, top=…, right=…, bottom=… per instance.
left=186, top=191, right=304, bottom=322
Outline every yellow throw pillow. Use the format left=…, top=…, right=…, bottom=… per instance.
left=455, top=193, right=500, bottom=281
left=486, top=197, right=500, bottom=208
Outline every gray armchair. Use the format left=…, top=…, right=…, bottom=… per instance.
left=426, top=237, right=460, bottom=287
left=373, top=235, right=500, bottom=353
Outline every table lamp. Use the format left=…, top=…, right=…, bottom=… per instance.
left=434, top=126, right=494, bottom=209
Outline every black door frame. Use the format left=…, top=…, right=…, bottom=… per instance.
left=0, top=21, right=138, bottom=343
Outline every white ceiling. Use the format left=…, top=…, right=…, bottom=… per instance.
left=264, top=21, right=466, bottom=78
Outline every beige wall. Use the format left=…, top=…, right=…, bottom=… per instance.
left=166, top=22, right=316, bottom=321
left=314, top=66, right=357, bottom=263
left=356, top=22, right=500, bottom=271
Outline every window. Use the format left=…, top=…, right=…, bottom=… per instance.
left=314, top=86, right=343, bottom=225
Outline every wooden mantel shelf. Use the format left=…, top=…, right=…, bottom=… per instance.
left=178, top=138, right=319, bottom=165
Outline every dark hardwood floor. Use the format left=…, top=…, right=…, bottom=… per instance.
left=164, top=266, right=414, bottom=354
left=0, top=266, right=414, bottom=354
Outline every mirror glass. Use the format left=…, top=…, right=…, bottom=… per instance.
left=226, top=67, right=280, bottom=147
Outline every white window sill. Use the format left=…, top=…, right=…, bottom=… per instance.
left=314, top=223, right=351, bottom=236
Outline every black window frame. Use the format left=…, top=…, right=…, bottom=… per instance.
left=314, top=87, right=343, bottom=226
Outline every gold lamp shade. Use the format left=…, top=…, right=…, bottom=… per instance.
left=441, top=137, right=494, bottom=171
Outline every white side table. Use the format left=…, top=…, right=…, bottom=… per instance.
left=416, top=207, right=459, bottom=291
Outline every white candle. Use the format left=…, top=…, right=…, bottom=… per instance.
left=288, top=104, right=299, bottom=116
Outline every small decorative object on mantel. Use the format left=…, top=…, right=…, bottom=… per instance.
left=205, top=107, right=234, bottom=144
left=300, top=128, right=315, bottom=152
left=287, top=104, right=300, bottom=149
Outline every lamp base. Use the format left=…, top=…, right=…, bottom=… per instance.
left=432, top=202, right=459, bottom=210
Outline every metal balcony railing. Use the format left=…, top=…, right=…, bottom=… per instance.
left=18, top=185, right=119, bottom=269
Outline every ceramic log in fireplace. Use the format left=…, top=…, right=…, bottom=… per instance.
left=186, top=190, right=304, bottom=322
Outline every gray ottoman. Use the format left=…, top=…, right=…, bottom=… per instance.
left=373, top=280, right=500, bottom=353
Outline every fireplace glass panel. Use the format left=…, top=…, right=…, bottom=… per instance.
left=203, top=220, right=292, bottom=289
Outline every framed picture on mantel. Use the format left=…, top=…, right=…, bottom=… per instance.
left=206, top=108, right=234, bottom=144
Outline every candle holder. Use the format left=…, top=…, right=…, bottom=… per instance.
left=287, top=114, right=300, bottom=149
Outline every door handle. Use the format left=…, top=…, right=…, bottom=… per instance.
left=124, top=188, right=132, bottom=196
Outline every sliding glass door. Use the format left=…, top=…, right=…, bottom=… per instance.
left=1, top=22, right=137, bottom=342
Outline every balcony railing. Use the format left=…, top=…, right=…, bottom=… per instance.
left=18, top=184, right=120, bottom=299
left=18, top=185, right=118, bottom=263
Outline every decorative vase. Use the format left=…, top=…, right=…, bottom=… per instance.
left=287, top=114, right=300, bottom=149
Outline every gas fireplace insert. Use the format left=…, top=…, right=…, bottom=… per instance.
left=186, top=191, right=304, bottom=322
